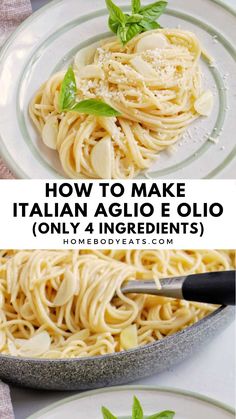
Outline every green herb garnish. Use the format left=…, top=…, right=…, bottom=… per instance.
left=101, top=396, right=175, bottom=419
left=147, top=412, right=175, bottom=419
left=132, top=396, right=144, bottom=419
left=58, top=67, right=121, bottom=117
left=71, top=99, right=120, bottom=117
left=106, top=0, right=167, bottom=45
left=58, top=66, right=77, bottom=112
left=101, top=406, right=118, bottom=419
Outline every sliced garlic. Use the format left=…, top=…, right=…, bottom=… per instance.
left=53, top=269, right=77, bottom=307
left=91, top=136, right=113, bottom=179
left=15, top=332, right=51, bottom=357
left=120, top=324, right=138, bottom=350
left=74, top=42, right=100, bottom=70
left=130, top=56, right=157, bottom=78
left=78, top=64, right=105, bottom=80
left=42, top=116, right=58, bottom=150
left=194, top=90, right=214, bottom=116
left=136, top=33, right=169, bottom=53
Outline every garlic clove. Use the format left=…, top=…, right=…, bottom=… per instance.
left=42, top=116, right=58, bottom=150
left=53, top=269, right=77, bottom=307
left=130, top=56, right=158, bottom=78
left=136, top=33, right=169, bottom=53
left=120, top=324, right=138, bottom=350
left=78, top=64, right=105, bottom=80
left=91, top=136, right=113, bottom=179
left=74, top=42, right=100, bottom=70
left=194, top=90, right=214, bottom=116
left=15, top=331, right=51, bottom=357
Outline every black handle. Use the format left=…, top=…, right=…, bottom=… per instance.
left=182, top=271, right=236, bottom=306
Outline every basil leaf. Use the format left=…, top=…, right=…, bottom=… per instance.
left=126, top=13, right=143, bottom=23
left=58, top=67, right=76, bottom=112
left=70, top=99, right=121, bottom=116
left=132, top=396, right=144, bottom=419
left=105, top=0, right=167, bottom=46
left=105, top=0, right=126, bottom=25
left=108, top=16, right=120, bottom=33
left=125, top=23, right=143, bottom=43
left=101, top=406, right=117, bottom=419
left=132, top=0, right=141, bottom=13
left=59, top=68, right=121, bottom=117
left=140, top=19, right=161, bottom=30
left=147, top=411, right=175, bottom=419
left=117, top=24, right=128, bottom=45
left=140, top=1, right=167, bottom=21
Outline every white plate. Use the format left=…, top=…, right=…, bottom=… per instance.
left=27, top=386, right=235, bottom=418
left=0, top=0, right=236, bottom=179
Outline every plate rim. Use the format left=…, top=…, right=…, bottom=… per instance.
left=26, top=384, right=235, bottom=418
left=0, top=0, right=235, bottom=179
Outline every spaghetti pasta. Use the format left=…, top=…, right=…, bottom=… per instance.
left=0, top=249, right=234, bottom=358
left=29, top=29, right=213, bottom=179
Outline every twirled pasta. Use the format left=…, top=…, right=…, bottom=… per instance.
left=0, top=249, right=234, bottom=358
left=29, top=29, right=213, bottom=179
